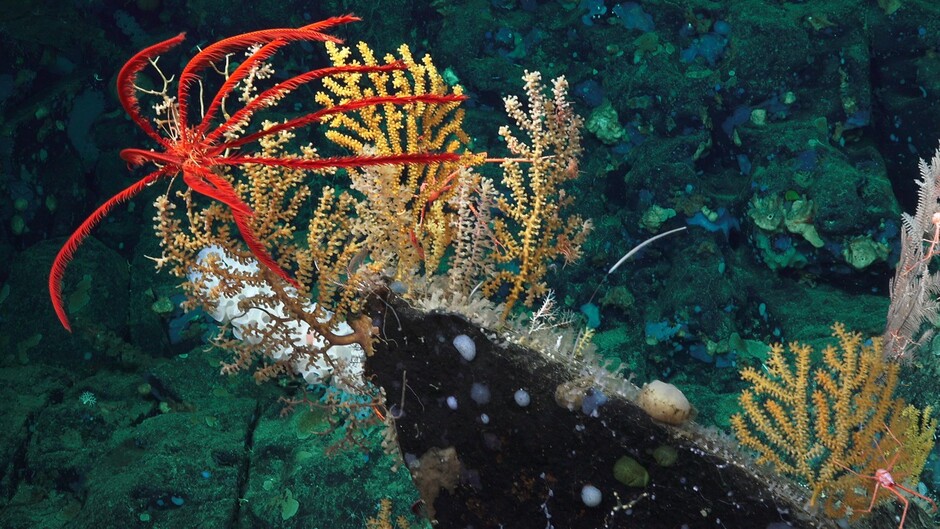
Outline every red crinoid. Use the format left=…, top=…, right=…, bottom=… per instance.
left=48, top=15, right=466, bottom=332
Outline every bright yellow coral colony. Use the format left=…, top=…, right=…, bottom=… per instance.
left=150, top=38, right=590, bottom=438
left=731, top=323, right=936, bottom=519
left=315, top=41, right=483, bottom=280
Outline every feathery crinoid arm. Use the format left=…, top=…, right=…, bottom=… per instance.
left=314, top=40, right=481, bottom=282
left=50, top=167, right=172, bottom=331
left=116, top=32, right=186, bottom=145
left=206, top=63, right=407, bottom=145
left=195, top=17, right=363, bottom=137
left=177, top=17, right=359, bottom=127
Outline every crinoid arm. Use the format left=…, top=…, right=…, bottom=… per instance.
left=179, top=16, right=360, bottom=127
left=119, top=147, right=180, bottom=168
left=181, top=165, right=253, bottom=216
left=220, top=93, right=467, bottom=151
left=49, top=167, right=172, bottom=331
left=205, top=63, right=410, bottom=144
left=230, top=210, right=299, bottom=289
left=116, top=32, right=187, bottom=145
left=181, top=165, right=297, bottom=287
left=215, top=152, right=464, bottom=172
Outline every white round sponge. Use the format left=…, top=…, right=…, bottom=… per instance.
left=637, top=380, right=692, bottom=425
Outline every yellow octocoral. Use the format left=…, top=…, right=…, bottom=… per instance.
left=731, top=323, right=936, bottom=518
left=316, top=41, right=482, bottom=279
left=316, top=50, right=591, bottom=317
left=366, top=498, right=412, bottom=529
left=482, top=71, right=592, bottom=317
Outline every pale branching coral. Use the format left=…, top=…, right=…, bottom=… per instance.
left=482, top=72, right=592, bottom=317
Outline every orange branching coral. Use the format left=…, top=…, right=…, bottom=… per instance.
left=731, top=323, right=936, bottom=519
left=366, top=498, right=412, bottom=529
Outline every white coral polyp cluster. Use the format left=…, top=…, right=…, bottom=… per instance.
left=189, top=245, right=365, bottom=389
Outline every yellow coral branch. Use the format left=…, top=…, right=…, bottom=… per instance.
left=731, top=324, right=936, bottom=519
